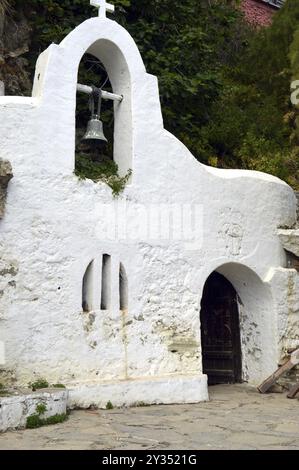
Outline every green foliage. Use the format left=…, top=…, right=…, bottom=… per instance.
left=13, top=0, right=246, bottom=156
left=0, top=0, right=11, bottom=16
left=36, top=403, right=47, bottom=415
left=26, top=402, right=47, bottom=429
left=26, top=401, right=67, bottom=428
left=106, top=400, right=114, bottom=410
left=52, top=383, right=66, bottom=389
left=29, top=378, right=49, bottom=391
left=75, top=154, right=132, bottom=196
left=197, top=0, right=299, bottom=188
left=75, top=154, right=118, bottom=180
left=0, top=382, right=9, bottom=396
left=132, top=401, right=150, bottom=407
left=6, top=0, right=299, bottom=188
left=45, top=413, right=68, bottom=425
left=26, top=413, right=68, bottom=428
left=26, top=414, right=42, bottom=429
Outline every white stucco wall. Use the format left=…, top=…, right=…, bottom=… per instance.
left=0, top=389, right=68, bottom=432
left=268, top=267, right=299, bottom=355
left=0, top=16, right=297, bottom=405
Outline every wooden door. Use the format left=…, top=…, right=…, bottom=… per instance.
left=200, top=272, right=242, bottom=385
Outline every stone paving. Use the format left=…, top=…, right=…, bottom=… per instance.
left=0, top=384, right=298, bottom=450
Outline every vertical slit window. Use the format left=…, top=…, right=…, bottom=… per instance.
left=119, top=263, right=128, bottom=311
left=101, top=254, right=111, bottom=310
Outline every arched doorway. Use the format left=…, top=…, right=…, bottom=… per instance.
left=200, top=272, right=242, bottom=385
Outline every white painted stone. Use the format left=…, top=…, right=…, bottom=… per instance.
left=278, top=229, right=299, bottom=257
left=68, top=374, right=208, bottom=409
left=0, top=13, right=298, bottom=408
left=0, top=389, right=68, bottom=432
left=0, top=341, right=5, bottom=365
left=267, top=267, right=299, bottom=356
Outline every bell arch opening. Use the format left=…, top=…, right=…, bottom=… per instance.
left=200, top=263, right=277, bottom=386
left=76, top=54, right=115, bottom=168
left=75, top=39, right=132, bottom=187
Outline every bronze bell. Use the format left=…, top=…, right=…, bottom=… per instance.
left=83, top=89, right=107, bottom=144
left=83, top=115, right=108, bottom=143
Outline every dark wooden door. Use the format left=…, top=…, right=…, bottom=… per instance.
left=200, top=272, right=242, bottom=385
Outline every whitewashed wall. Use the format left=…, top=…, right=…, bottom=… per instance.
left=0, top=17, right=297, bottom=406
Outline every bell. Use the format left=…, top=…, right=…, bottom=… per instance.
left=83, top=115, right=108, bottom=143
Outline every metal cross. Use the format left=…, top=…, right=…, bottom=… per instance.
left=90, top=0, right=115, bottom=18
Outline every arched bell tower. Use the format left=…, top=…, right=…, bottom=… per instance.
left=31, top=0, right=163, bottom=181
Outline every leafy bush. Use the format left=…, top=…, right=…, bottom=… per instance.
left=26, top=402, right=68, bottom=428
left=26, top=413, right=42, bottom=429
left=52, top=383, right=66, bottom=389
left=75, top=154, right=132, bottom=196
left=36, top=403, right=47, bottom=415
left=5, top=0, right=299, bottom=188
left=0, top=382, right=9, bottom=396
left=29, top=378, right=49, bottom=391
left=45, top=413, right=67, bottom=425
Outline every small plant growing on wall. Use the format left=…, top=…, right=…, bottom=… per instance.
left=28, top=378, right=49, bottom=391
left=52, top=383, right=66, bottom=389
left=75, top=154, right=131, bottom=197
left=0, top=382, right=10, bottom=396
left=26, top=402, right=68, bottom=429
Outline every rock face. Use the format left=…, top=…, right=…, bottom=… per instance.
left=0, top=4, right=31, bottom=95
left=0, top=159, right=13, bottom=218
left=278, top=191, right=299, bottom=258
left=278, top=230, right=299, bottom=258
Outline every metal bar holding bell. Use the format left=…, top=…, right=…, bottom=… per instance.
left=77, top=83, right=123, bottom=102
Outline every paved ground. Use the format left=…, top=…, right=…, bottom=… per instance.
left=0, top=384, right=298, bottom=450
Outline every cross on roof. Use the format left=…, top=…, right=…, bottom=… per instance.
left=90, top=0, right=115, bottom=18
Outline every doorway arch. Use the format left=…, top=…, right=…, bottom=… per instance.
left=199, top=263, right=277, bottom=385
left=200, top=272, right=242, bottom=385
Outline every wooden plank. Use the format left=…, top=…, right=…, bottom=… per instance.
left=287, top=382, right=299, bottom=399
left=258, top=348, right=299, bottom=394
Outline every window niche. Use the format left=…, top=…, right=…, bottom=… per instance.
left=75, top=42, right=132, bottom=196
left=119, top=263, right=128, bottom=311
left=101, top=254, right=111, bottom=310
left=82, top=261, right=94, bottom=313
